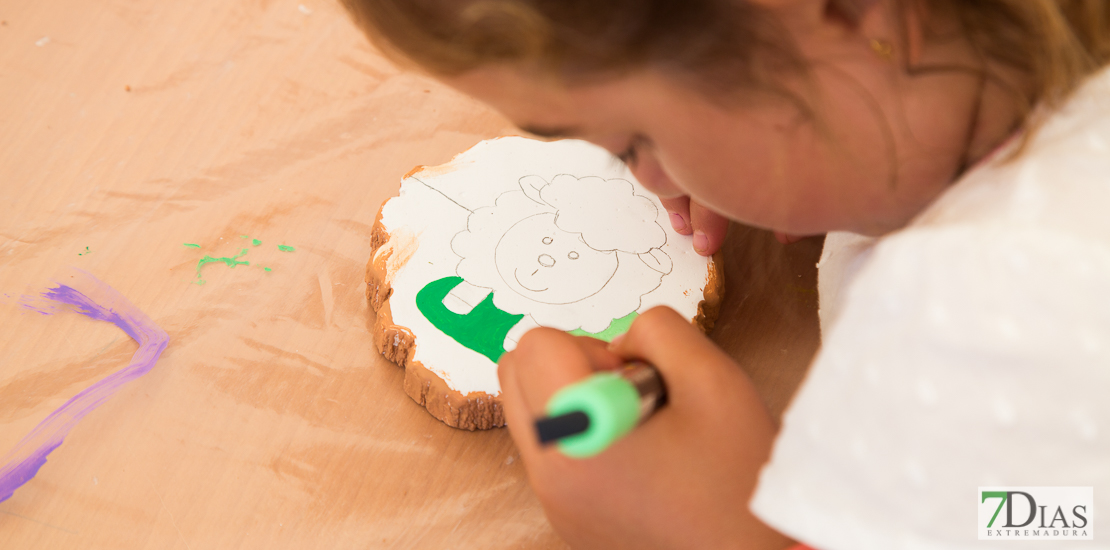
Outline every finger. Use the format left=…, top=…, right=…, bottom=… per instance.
left=498, top=349, right=544, bottom=461
left=573, top=335, right=625, bottom=372
left=609, top=307, right=744, bottom=414
left=657, top=195, right=692, bottom=235
left=499, top=329, right=594, bottom=417
left=498, top=329, right=602, bottom=461
left=609, top=307, right=780, bottom=473
left=688, top=201, right=730, bottom=256
left=609, top=306, right=723, bottom=375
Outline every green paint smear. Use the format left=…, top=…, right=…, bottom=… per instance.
left=263, top=267, right=272, bottom=272
left=416, top=277, right=523, bottom=363
left=240, top=235, right=249, bottom=239
left=252, top=239, right=262, bottom=246
left=183, top=243, right=201, bottom=248
left=194, top=248, right=250, bottom=285
left=416, top=277, right=637, bottom=361
left=569, top=311, right=639, bottom=342
left=278, top=245, right=295, bottom=252
left=78, top=246, right=91, bottom=256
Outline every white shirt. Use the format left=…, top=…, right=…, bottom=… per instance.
left=750, top=67, right=1110, bottom=550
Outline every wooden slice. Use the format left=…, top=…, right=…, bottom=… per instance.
left=366, top=137, right=723, bottom=429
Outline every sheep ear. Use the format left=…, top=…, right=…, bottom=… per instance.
left=518, top=175, right=547, bottom=204
left=638, top=248, right=672, bottom=275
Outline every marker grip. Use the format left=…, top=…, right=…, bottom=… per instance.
left=545, top=372, right=642, bottom=458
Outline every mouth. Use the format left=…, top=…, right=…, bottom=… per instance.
left=514, top=268, right=548, bottom=292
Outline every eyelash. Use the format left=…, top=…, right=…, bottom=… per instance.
left=616, top=144, right=639, bottom=166
left=616, top=135, right=647, bottom=167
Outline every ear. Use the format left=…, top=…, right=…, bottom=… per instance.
left=518, top=175, right=547, bottom=205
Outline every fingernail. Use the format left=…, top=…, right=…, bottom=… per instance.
left=693, top=230, right=708, bottom=253
left=669, top=212, right=687, bottom=233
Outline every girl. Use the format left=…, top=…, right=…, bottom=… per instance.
left=343, top=1, right=1110, bottom=548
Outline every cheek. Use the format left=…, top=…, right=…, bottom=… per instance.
left=650, top=130, right=800, bottom=226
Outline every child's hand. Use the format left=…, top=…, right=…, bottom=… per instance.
left=498, top=307, right=793, bottom=550
left=659, top=195, right=730, bottom=256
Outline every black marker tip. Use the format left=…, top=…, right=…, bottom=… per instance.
left=535, top=411, right=590, bottom=444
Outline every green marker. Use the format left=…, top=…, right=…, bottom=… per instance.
left=535, top=362, right=667, bottom=458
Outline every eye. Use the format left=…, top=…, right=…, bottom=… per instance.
left=542, top=237, right=553, bottom=245
left=616, top=145, right=638, bottom=166
left=615, top=134, right=649, bottom=167
left=568, top=251, right=579, bottom=260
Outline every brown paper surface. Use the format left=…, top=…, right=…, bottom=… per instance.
left=0, top=1, right=821, bottom=548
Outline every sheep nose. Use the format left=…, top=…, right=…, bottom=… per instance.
left=537, top=254, right=556, bottom=267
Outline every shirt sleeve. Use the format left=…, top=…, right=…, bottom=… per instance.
left=749, top=225, right=1110, bottom=550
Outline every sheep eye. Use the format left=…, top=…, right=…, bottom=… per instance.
left=542, top=237, right=553, bottom=245
left=568, top=251, right=579, bottom=260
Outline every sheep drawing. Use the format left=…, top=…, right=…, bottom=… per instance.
left=445, top=174, right=673, bottom=350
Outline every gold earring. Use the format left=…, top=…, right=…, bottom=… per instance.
left=869, top=38, right=894, bottom=60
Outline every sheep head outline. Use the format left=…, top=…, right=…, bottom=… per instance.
left=451, top=174, right=673, bottom=333
left=494, top=212, right=619, bottom=305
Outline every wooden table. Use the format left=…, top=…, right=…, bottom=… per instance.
left=0, top=0, right=822, bottom=547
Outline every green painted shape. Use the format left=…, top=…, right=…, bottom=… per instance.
left=183, top=243, right=201, bottom=248
left=194, top=248, right=250, bottom=285
left=263, top=267, right=272, bottom=272
left=416, top=276, right=524, bottom=364
left=547, top=372, right=641, bottom=458
left=252, top=239, right=262, bottom=246
left=569, top=311, right=639, bottom=342
left=278, top=245, right=295, bottom=252
left=78, top=246, right=90, bottom=256
left=240, top=235, right=249, bottom=239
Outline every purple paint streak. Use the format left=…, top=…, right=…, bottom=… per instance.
left=0, top=269, right=169, bottom=503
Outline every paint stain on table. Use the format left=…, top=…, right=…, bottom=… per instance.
left=0, top=269, right=169, bottom=503
left=185, top=236, right=295, bottom=284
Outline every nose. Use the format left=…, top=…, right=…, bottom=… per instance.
left=538, top=254, right=555, bottom=267
left=630, top=151, right=684, bottom=198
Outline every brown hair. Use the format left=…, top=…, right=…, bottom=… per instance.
left=342, top=0, right=803, bottom=97
left=343, top=0, right=1110, bottom=123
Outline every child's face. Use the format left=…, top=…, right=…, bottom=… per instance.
left=440, top=42, right=1002, bottom=237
